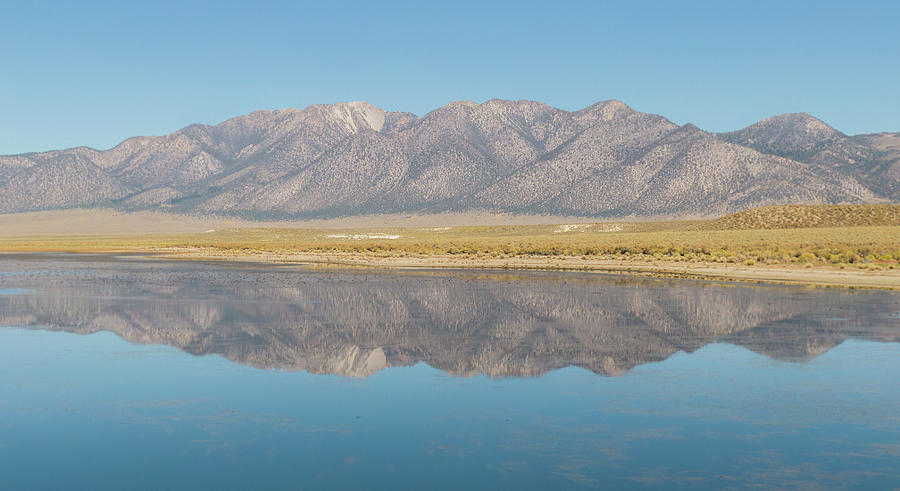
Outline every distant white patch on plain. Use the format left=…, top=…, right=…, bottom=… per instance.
left=203, top=229, right=216, bottom=233
left=554, top=224, right=592, bottom=233
left=327, top=233, right=401, bottom=240
left=553, top=223, right=623, bottom=233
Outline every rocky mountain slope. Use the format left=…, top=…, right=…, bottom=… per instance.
left=1, top=100, right=896, bottom=218
left=719, top=113, right=898, bottom=197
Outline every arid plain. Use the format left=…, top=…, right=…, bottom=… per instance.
left=2, top=204, right=898, bottom=289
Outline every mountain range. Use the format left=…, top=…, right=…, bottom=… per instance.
left=1, top=100, right=897, bottom=218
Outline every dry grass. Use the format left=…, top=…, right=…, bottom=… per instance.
left=1, top=205, right=898, bottom=270
left=707, top=204, right=900, bottom=230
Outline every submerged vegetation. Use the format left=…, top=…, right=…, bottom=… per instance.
left=1, top=205, right=899, bottom=270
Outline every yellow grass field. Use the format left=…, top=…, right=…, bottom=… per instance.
left=1, top=205, right=898, bottom=271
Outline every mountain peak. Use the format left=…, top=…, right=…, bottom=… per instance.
left=759, top=112, right=838, bottom=133
left=577, top=99, right=634, bottom=120
left=735, top=112, right=841, bottom=139
left=318, top=101, right=387, bottom=132
left=718, top=111, right=845, bottom=161
left=444, top=100, right=479, bottom=109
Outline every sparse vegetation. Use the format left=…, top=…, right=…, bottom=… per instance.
left=706, top=204, right=900, bottom=230
left=1, top=205, right=898, bottom=274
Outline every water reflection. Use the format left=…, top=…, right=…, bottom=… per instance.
left=1, top=254, right=897, bottom=377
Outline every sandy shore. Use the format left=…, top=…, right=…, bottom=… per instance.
left=154, top=249, right=900, bottom=290
left=1, top=209, right=896, bottom=290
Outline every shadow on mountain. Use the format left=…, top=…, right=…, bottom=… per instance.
left=0, top=254, right=897, bottom=377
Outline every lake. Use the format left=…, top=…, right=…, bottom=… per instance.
left=1, top=254, right=898, bottom=489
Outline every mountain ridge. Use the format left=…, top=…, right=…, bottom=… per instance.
left=1, top=99, right=896, bottom=219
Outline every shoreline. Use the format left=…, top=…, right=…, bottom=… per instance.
left=146, top=249, right=900, bottom=290
left=1, top=205, right=897, bottom=291
left=1, top=247, right=897, bottom=289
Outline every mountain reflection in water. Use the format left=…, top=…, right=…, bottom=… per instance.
left=0, top=254, right=897, bottom=378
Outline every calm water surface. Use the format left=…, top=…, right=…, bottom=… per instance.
left=1, top=254, right=898, bottom=490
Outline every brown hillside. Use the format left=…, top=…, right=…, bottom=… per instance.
left=710, top=204, right=900, bottom=230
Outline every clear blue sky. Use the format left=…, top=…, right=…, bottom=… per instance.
left=2, top=0, right=898, bottom=154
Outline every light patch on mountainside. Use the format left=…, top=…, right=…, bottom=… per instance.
left=329, top=101, right=386, bottom=132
